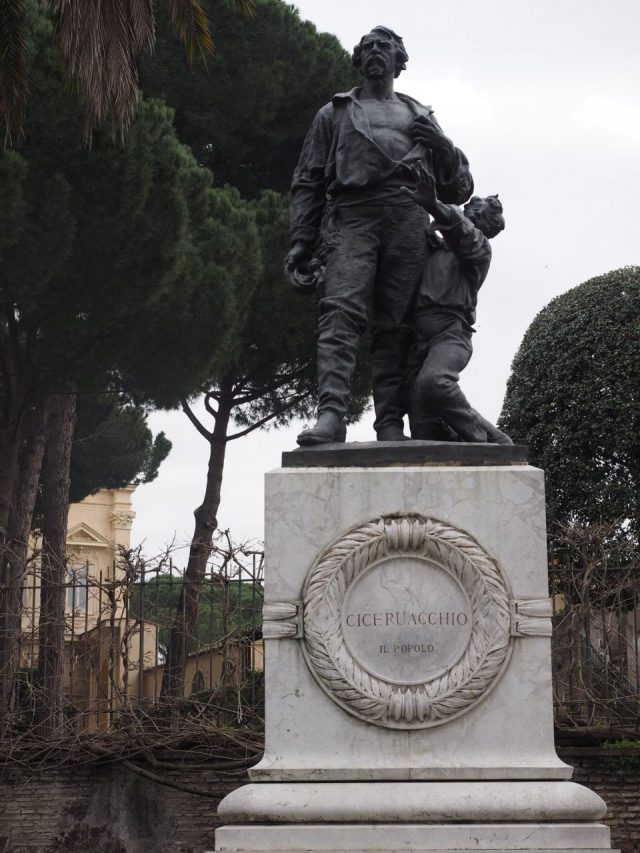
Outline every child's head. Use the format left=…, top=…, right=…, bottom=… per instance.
left=464, top=195, right=505, bottom=238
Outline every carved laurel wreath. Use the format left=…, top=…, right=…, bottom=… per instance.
left=301, top=514, right=512, bottom=729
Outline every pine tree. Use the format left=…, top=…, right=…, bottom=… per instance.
left=0, top=10, right=237, bottom=732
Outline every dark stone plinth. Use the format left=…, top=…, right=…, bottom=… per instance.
left=282, top=440, right=528, bottom=468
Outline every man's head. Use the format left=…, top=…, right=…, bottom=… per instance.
left=352, top=26, right=408, bottom=79
left=464, top=195, right=505, bottom=239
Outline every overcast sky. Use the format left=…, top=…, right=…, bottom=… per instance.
left=131, top=0, right=640, bottom=560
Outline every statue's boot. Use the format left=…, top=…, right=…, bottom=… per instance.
left=376, top=424, right=409, bottom=442
left=299, top=308, right=359, bottom=447
left=409, top=408, right=461, bottom=442
left=297, top=411, right=346, bottom=446
left=470, top=409, right=513, bottom=445
left=372, top=328, right=412, bottom=442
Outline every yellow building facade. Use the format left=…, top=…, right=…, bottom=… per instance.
left=20, top=486, right=262, bottom=730
left=21, top=486, right=158, bottom=729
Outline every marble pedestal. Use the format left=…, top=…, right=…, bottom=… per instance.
left=214, top=445, right=618, bottom=853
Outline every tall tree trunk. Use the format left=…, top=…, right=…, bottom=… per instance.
left=35, top=380, right=77, bottom=737
left=0, top=424, right=23, bottom=545
left=0, top=348, right=38, bottom=545
left=0, top=396, right=49, bottom=737
left=161, top=381, right=233, bottom=699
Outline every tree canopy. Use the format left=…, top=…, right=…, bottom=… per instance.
left=0, top=6, right=244, bottom=525
left=130, top=574, right=263, bottom=651
left=69, top=394, right=171, bottom=505
left=0, top=0, right=255, bottom=144
left=141, top=0, right=359, bottom=196
left=0, top=5, right=267, bottom=729
left=498, top=267, right=640, bottom=537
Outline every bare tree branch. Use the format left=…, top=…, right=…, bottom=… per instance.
left=226, top=397, right=307, bottom=441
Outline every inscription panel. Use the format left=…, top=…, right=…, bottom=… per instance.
left=341, top=557, right=471, bottom=683
left=301, top=515, right=513, bottom=729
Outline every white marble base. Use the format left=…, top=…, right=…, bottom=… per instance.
left=254, top=465, right=567, bottom=782
left=218, top=781, right=606, bottom=823
left=214, top=464, right=618, bottom=852
left=214, top=821, right=617, bottom=852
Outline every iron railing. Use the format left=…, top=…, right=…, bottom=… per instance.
left=6, top=541, right=264, bottom=735
left=551, top=563, right=640, bottom=735
left=6, top=548, right=640, bottom=738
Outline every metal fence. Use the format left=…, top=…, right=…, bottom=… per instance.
left=11, top=540, right=264, bottom=734
left=551, top=563, right=640, bottom=736
left=8, top=544, right=640, bottom=739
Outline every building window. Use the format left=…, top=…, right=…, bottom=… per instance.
left=66, top=567, right=88, bottom=611
left=191, top=670, right=205, bottom=695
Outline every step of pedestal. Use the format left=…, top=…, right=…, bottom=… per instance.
left=213, top=822, right=616, bottom=852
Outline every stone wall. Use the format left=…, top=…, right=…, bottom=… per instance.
left=560, top=746, right=640, bottom=853
left=0, top=749, right=639, bottom=853
left=0, top=762, right=242, bottom=853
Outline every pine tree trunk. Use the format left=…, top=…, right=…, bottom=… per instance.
left=161, top=381, right=233, bottom=699
left=35, top=380, right=77, bottom=737
left=0, top=425, right=23, bottom=546
left=0, top=350, right=37, bottom=546
left=0, top=397, right=49, bottom=737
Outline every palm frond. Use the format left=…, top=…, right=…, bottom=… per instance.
left=233, top=0, right=256, bottom=16
left=167, top=0, right=213, bottom=65
left=0, top=0, right=28, bottom=146
left=49, top=0, right=154, bottom=143
left=3, top=0, right=254, bottom=144
left=129, top=0, right=155, bottom=51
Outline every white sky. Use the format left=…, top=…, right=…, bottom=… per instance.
left=131, top=0, right=640, bottom=561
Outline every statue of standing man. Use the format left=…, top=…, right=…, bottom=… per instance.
left=286, top=26, right=474, bottom=445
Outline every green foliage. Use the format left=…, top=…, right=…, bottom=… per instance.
left=129, top=575, right=263, bottom=650
left=69, top=394, right=172, bottom=504
left=0, top=150, right=28, bottom=246
left=0, top=0, right=254, bottom=144
left=602, top=740, right=640, bottom=772
left=141, top=0, right=359, bottom=196
left=121, top=182, right=263, bottom=408
left=499, top=267, right=640, bottom=537
left=603, top=738, right=640, bottom=748
left=2, top=1, right=368, bottom=528
left=0, top=7, right=241, bottom=412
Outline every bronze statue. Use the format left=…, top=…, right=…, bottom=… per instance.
left=286, top=26, right=473, bottom=445
left=401, top=165, right=512, bottom=445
